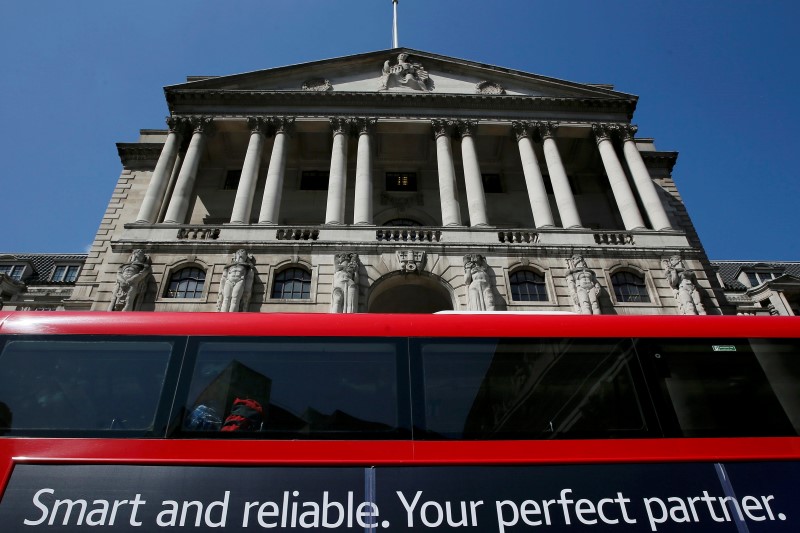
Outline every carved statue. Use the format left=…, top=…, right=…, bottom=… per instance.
left=109, top=249, right=151, bottom=311
left=216, top=249, right=256, bottom=313
left=330, top=253, right=359, bottom=313
left=463, top=254, right=496, bottom=311
left=663, top=256, right=706, bottom=315
left=565, top=255, right=602, bottom=315
left=379, top=53, right=432, bottom=91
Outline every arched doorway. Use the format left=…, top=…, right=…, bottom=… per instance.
left=368, top=272, right=455, bottom=313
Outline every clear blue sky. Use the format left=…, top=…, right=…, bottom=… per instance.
left=1, top=1, right=798, bottom=260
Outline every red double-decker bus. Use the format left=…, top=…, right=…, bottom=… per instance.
left=0, top=312, right=798, bottom=532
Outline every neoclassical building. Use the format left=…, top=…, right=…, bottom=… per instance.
left=63, top=48, right=730, bottom=315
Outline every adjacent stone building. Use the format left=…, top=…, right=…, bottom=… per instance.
left=14, top=48, right=750, bottom=315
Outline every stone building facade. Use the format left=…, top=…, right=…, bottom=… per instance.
left=63, top=48, right=730, bottom=315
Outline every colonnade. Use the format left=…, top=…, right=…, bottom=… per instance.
left=135, top=116, right=672, bottom=232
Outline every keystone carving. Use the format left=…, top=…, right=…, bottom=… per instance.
left=397, top=250, right=426, bottom=274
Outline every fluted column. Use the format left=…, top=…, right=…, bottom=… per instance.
left=230, top=117, right=269, bottom=224
left=135, top=117, right=185, bottom=223
left=257, top=117, right=295, bottom=224
left=432, top=120, right=462, bottom=226
left=163, top=117, right=214, bottom=224
left=353, top=118, right=376, bottom=225
left=537, top=122, right=582, bottom=228
left=457, top=120, right=489, bottom=227
left=593, top=124, right=646, bottom=230
left=325, top=118, right=351, bottom=225
left=619, top=125, right=672, bottom=230
left=512, top=122, right=555, bottom=228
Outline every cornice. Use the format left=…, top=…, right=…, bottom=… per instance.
left=116, top=143, right=162, bottom=164
left=166, top=90, right=637, bottom=119
left=641, top=151, right=678, bottom=172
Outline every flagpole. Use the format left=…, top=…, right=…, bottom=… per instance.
left=392, top=0, right=399, bottom=48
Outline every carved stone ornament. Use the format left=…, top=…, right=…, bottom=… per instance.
left=397, top=250, right=426, bottom=274
left=431, top=119, right=455, bottom=139
left=535, top=121, right=559, bottom=140
left=216, top=249, right=256, bottom=313
left=379, top=53, right=433, bottom=92
left=109, top=249, right=151, bottom=312
left=189, top=116, right=215, bottom=136
left=246, top=116, right=269, bottom=134
left=463, top=254, right=497, bottom=311
left=355, top=117, right=377, bottom=136
left=329, top=117, right=353, bottom=136
left=475, top=81, right=506, bottom=95
left=271, top=116, right=296, bottom=135
left=592, top=123, right=615, bottom=143
left=565, top=254, right=602, bottom=315
left=330, top=253, right=360, bottom=314
left=301, top=78, right=333, bottom=92
left=456, top=120, right=478, bottom=138
left=617, top=124, right=638, bottom=142
left=512, top=121, right=532, bottom=141
left=662, top=255, right=706, bottom=316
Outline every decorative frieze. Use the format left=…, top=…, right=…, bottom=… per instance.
left=216, top=249, right=256, bottom=313
left=475, top=81, right=506, bottom=95
left=301, top=78, right=332, bottom=92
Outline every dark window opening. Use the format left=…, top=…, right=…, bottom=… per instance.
left=223, top=170, right=241, bottom=190
left=300, top=171, right=330, bottom=190
left=481, top=174, right=503, bottom=193
left=386, top=172, right=417, bottom=192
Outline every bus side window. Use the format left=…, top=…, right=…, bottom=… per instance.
left=641, top=339, right=799, bottom=437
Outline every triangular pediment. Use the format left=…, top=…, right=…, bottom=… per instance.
left=167, top=48, right=634, bottom=100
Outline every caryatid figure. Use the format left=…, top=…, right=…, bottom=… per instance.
left=330, top=253, right=360, bottom=313
left=109, top=249, right=151, bottom=311
left=663, top=256, right=706, bottom=315
left=463, top=254, right=497, bottom=311
left=217, top=249, right=256, bottom=313
left=566, top=255, right=602, bottom=315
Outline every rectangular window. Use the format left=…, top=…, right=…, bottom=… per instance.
left=223, top=170, right=241, bottom=190
left=0, top=265, right=25, bottom=281
left=52, top=265, right=80, bottom=282
left=180, top=338, right=409, bottom=438
left=0, top=338, right=180, bottom=436
left=638, top=338, right=800, bottom=437
left=385, top=172, right=417, bottom=192
left=481, top=173, right=503, bottom=193
left=747, top=271, right=780, bottom=286
left=413, top=338, right=650, bottom=440
left=300, top=170, right=330, bottom=190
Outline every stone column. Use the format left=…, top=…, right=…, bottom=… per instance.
left=230, top=117, right=269, bottom=224
left=163, top=117, right=214, bottom=224
left=457, top=120, right=489, bottom=227
left=619, top=125, right=672, bottom=230
left=512, top=122, right=555, bottom=228
left=325, top=118, right=351, bottom=225
left=135, top=117, right=184, bottom=223
left=257, top=117, right=295, bottom=224
left=353, top=118, right=376, bottom=225
left=537, top=122, right=582, bottom=228
left=593, top=124, right=646, bottom=231
left=432, top=120, right=462, bottom=226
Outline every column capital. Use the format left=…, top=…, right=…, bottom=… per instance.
left=246, top=116, right=270, bottom=135
left=329, top=117, right=353, bottom=136
left=511, top=121, right=532, bottom=141
left=354, top=117, right=377, bottom=136
left=617, top=124, right=638, bottom=141
left=189, top=116, right=215, bottom=136
left=271, top=116, right=296, bottom=135
left=456, top=120, right=478, bottom=138
left=165, top=116, right=188, bottom=134
left=534, top=121, right=559, bottom=140
left=591, top=123, right=616, bottom=143
left=431, top=119, right=456, bottom=139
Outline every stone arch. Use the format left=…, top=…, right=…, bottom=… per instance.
left=367, top=271, right=456, bottom=313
